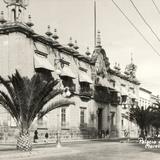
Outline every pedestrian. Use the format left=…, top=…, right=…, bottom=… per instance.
left=44, top=132, right=49, bottom=143
left=105, top=129, right=109, bottom=138
left=33, top=130, right=38, bottom=143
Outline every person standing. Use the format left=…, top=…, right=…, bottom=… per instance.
left=33, top=130, right=38, bottom=143
left=45, top=132, right=49, bottom=143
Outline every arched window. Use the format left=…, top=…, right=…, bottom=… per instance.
left=11, top=9, right=16, bottom=22
left=18, top=9, right=22, bottom=21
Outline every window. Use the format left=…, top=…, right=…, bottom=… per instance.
left=121, top=84, right=126, bottom=87
left=61, top=108, right=66, bottom=127
left=80, top=108, right=86, bottom=126
left=129, top=87, right=135, bottom=94
left=121, top=119, right=124, bottom=128
left=35, top=68, right=53, bottom=82
left=79, top=82, right=91, bottom=95
left=110, top=80, right=115, bottom=88
left=110, top=112, right=115, bottom=127
left=80, top=82, right=89, bottom=90
left=61, top=76, right=75, bottom=92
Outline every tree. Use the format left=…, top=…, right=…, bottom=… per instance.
left=0, top=70, right=74, bottom=151
left=150, top=103, right=160, bottom=137
left=129, top=106, right=153, bottom=138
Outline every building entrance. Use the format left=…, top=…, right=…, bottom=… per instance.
left=98, top=108, right=103, bottom=131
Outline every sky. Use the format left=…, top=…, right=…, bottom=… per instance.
left=1, top=0, right=160, bottom=95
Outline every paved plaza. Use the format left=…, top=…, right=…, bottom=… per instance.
left=1, top=141, right=160, bottom=160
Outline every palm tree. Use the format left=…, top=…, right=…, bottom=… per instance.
left=0, top=70, right=74, bottom=151
left=150, top=103, right=160, bottom=137
left=129, top=106, right=153, bottom=138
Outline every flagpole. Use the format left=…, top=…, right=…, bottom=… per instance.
left=94, top=0, right=97, bottom=48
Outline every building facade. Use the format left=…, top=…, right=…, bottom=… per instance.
left=0, top=0, right=140, bottom=143
left=139, top=87, right=152, bottom=109
left=139, top=87, right=160, bottom=109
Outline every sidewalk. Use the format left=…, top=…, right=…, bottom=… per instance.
left=0, top=137, right=133, bottom=146
left=0, top=137, right=137, bottom=150
left=0, top=138, right=138, bottom=159
left=0, top=146, right=81, bottom=160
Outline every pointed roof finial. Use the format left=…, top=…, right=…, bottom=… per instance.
left=68, top=37, right=74, bottom=47
left=96, top=30, right=101, bottom=47
left=85, top=47, right=91, bottom=56
left=26, top=15, right=34, bottom=27
left=3, top=0, right=29, bottom=8
left=73, top=40, right=79, bottom=50
left=117, top=63, right=121, bottom=71
left=0, top=11, right=7, bottom=24
left=52, top=28, right=59, bottom=41
left=114, top=62, right=117, bottom=70
left=45, top=25, right=53, bottom=37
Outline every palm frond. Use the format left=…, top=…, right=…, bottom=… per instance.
left=0, top=75, right=20, bottom=114
left=10, top=71, right=29, bottom=120
left=0, top=93, right=18, bottom=121
left=27, top=79, right=62, bottom=124
left=129, top=106, right=154, bottom=130
left=38, top=99, right=75, bottom=119
left=0, top=70, right=69, bottom=132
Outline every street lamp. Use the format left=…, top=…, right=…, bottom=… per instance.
left=56, top=68, right=62, bottom=148
left=55, top=68, right=71, bottom=148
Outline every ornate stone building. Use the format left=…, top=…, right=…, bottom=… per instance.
left=0, top=0, right=140, bottom=143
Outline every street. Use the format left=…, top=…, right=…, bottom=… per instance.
left=1, top=141, right=160, bottom=160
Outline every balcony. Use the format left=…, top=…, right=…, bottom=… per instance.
left=110, top=91, right=121, bottom=105
left=79, top=87, right=93, bottom=100
left=129, top=98, right=138, bottom=107
left=68, top=84, right=76, bottom=93
left=61, top=76, right=76, bottom=93
left=94, top=85, right=110, bottom=103
left=80, top=123, right=88, bottom=130
left=121, top=95, right=128, bottom=104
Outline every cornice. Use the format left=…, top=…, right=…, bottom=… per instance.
left=0, top=23, right=94, bottom=65
left=0, top=23, right=140, bottom=85
left=108, top=68, right=140, bottom=85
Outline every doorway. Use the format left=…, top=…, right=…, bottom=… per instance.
left=98, top=108, right=103, bottom=131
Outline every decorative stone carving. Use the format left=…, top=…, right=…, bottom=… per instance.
left=3, top=0, right=29, bottom=7
left=91, top=48, right=110, bottom=78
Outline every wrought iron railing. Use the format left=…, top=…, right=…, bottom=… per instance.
left=79, top=87, right=93, bottom=98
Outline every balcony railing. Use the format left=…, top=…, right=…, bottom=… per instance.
left=79, top=87, right=93, bottom=99
left=80, top=123, right=87, bottom=129
left=94, top=86, right=111, bottom=103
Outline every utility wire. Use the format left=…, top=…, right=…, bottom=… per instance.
left=111, top=0, right=160, bottom=57
left=151, top=0, right=160, bottom=16
left=129, top=0, right=160, bottom=42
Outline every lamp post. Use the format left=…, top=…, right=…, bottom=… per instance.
left=56, top=110, right=61, bottom=148
left=55, top=69, right=71, bottom=148
left=56, top=68, right=62, bottom=148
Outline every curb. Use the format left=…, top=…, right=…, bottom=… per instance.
left=0, top=137, right=134, bottom=146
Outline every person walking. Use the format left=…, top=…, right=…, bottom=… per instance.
left=44, top=132, right=49, bottom=143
